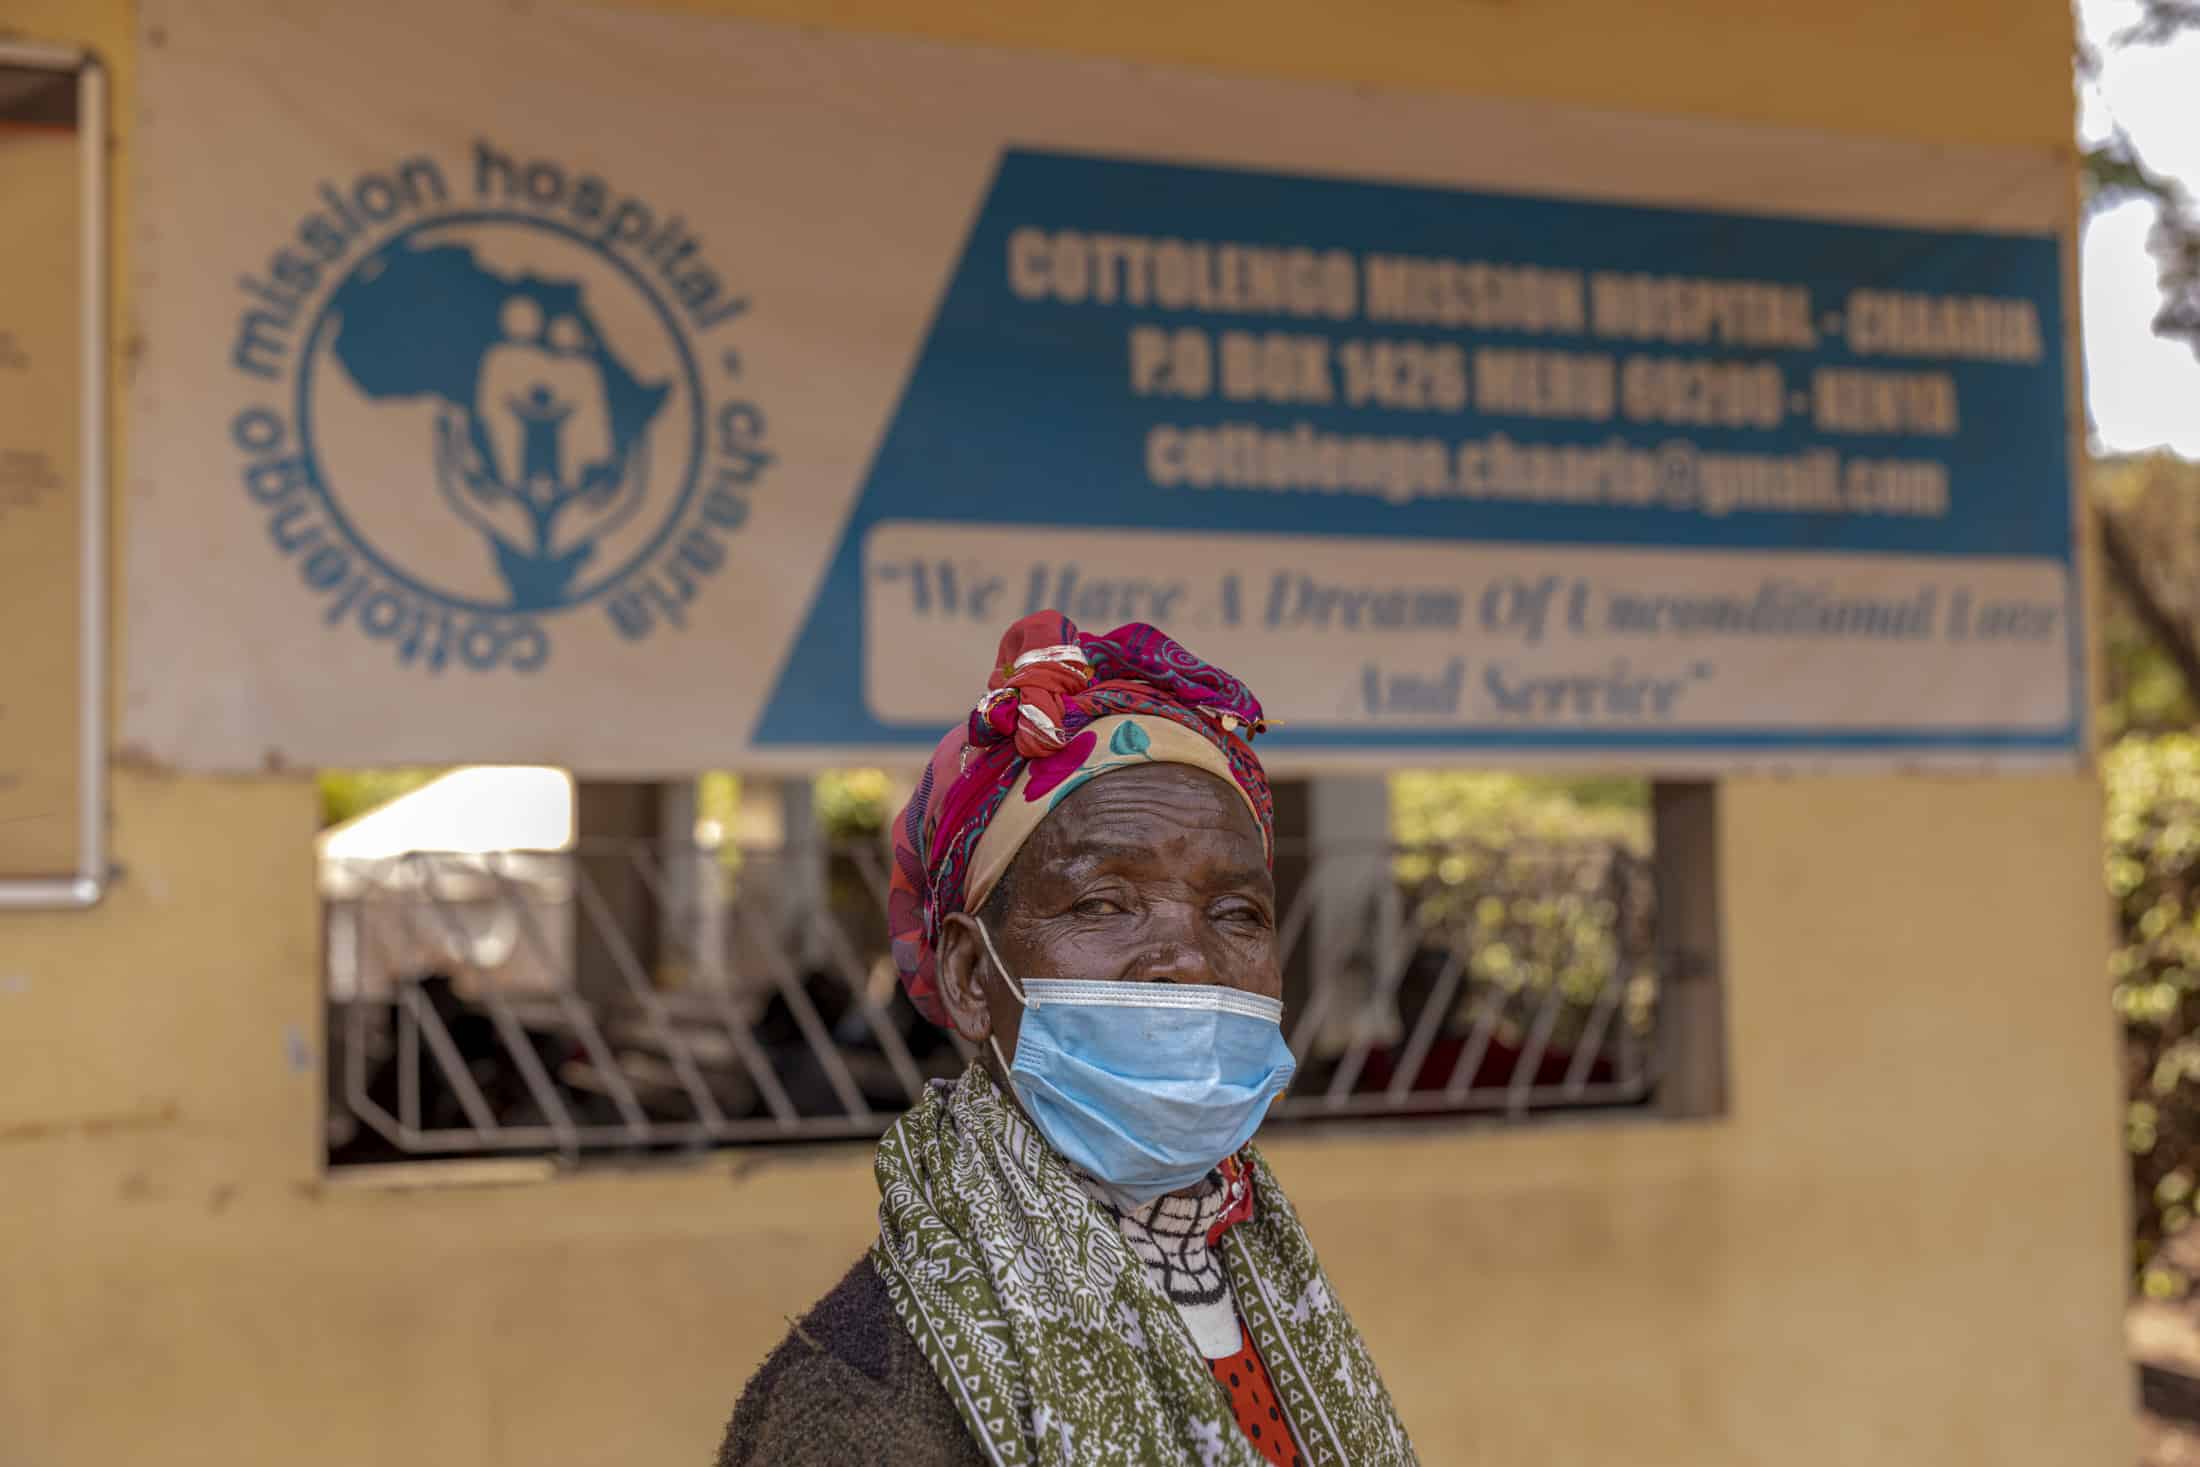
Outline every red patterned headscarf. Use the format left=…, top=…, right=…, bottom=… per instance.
left=888, top=611, right=1274, bottom=1027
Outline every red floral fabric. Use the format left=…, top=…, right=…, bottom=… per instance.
left=886, top=610, right=1273, bottom=1027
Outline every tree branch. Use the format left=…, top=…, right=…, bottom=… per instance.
left=2085, top=134, right=2184, bottom=213
left=2114, top=0, right=2200, bottom=48
left=2099, top=503, right=2200, bottom=708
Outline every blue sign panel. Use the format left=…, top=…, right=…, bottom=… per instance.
left=757, top=147, right=2075, bottom=762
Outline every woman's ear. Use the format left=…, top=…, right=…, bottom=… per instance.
left=935, top=912, right=994, bottom=1044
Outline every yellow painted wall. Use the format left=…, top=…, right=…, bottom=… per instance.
left=0, top=1, right=2126, bottom=1464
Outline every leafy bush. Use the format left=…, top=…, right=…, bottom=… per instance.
left=2096, top=455, right=2200, bottom=741
left=1383, top=773, right=1656, bottom=1062
left=816, top=768, right=894, bottom=841
left=1392, top=771, right=1649, bottom=851
left=2109, top=735, right=2200, bottom=1293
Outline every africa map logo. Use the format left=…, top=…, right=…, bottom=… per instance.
left=227, top=141, right=769, bottom=673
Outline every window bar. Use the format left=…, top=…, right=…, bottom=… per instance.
left=1380, top=941, right=1469, bottom=1107
left=570, top=856, right=730, bottom=1133
left=1321, top=889, right=1442, bottom=1108
left=405, top=853, right=586, bottom=1154
left=1562, top=970, right=1627, bottom=1095
left=730, top=870, right=873, bottom=1121
left=342, top=912, right=408, bottom=1148
left=1504, top=967, right=1572, bottom=1119
left=470, top=852, right=652, bottom=1137
left=799, top=900, right=929, bottom=1106
left=400, top=979, right=501, bottom=1138
left=1440, top=969, right=1514, bottom=1106
left=671, top=859, right=809, bottom=1131
left=1278, top=852, right=1343, bottom=1060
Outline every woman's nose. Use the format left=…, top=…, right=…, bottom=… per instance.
left=1128, top=942, right=1212, bottom=986
left=1123, top=905, right=1224, bottom=987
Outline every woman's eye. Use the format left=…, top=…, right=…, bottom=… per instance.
left=1072, top=896, right=1125, bottom=917
left=1214, top=901, right=1271, bottom=927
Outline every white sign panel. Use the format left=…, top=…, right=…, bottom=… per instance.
left=128, top=0, right=2080, bottom=773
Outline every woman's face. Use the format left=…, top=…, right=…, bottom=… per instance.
left=937, top=762, right=1280, bottom=1059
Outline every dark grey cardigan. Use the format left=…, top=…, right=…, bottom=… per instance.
left=719, top=1258, right=988, bottom=1466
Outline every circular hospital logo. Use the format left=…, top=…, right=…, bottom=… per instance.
left=227, top=145, right=770, bottom=674
left=302, top=214, right=700, bottom=615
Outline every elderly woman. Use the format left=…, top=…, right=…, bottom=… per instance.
left=721, top=613, right=1417, bottom=1467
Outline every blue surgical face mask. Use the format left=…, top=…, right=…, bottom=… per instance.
left=972, top=918, right=1296, bottom=1204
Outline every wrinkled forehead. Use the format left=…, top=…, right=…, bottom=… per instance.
left=963, top=714, right=1264, bottom=913
left=1030, top=763, right=1266, bottom=869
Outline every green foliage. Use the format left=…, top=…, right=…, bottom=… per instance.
left=2084, top=134, right=2184, bottom=214
left=695, top=772, right=741, bottom=841
left=2094, top=455, right=2200, bottom=739
left=2103, top=615, right=2199, bottom=741
left=1389, top=773, right=1656, bottom=1052
left=318, top=767, right=444, bottom=828
left=2107, top=735, right=2200, bottom=1282
left=1392, top=771, right=1650, bottom=851
left=694, top=771, right=744, bottom=877
left=816, top=768, right=893, bottom=841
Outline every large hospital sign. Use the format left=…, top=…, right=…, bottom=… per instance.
left=128, top=1, right=2080, bottom=773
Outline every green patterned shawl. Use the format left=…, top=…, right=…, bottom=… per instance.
left=870, top=1067, right=1418, bottom=1466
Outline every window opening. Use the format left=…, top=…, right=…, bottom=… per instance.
left=321, top=768, right=1705, bottom=1168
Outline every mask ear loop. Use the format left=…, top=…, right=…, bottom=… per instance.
left=970, top=916, right=1034, bottom=1008
left=970, top=916, right=1033, bottom=1077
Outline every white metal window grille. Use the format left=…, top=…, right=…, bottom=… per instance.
left=324, top=836, right=1658, bottom=1165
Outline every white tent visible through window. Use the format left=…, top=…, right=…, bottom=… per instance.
left=319, top=766, right=575, bottom=863
left=319, top=767, right=577, bottom=998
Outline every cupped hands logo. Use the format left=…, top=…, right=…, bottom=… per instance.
left=435, top=291, right=664, bottom=609
left=309, top=218, right=692, bottom=615
left=228, top=144, right=767, bottom=675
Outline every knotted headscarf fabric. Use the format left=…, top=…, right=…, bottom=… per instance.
left=888, top=611, right=1273, bottom=1027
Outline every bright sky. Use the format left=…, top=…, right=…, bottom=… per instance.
left=2079, top=0, right=2200, bottom=458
